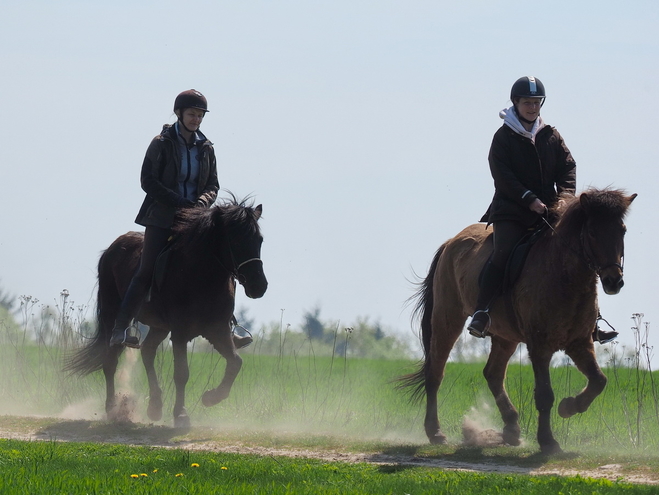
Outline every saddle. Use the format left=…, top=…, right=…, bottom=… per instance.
left=502, top=222, right=548, bottom=292
left=148, top=235, right=178, bottom=300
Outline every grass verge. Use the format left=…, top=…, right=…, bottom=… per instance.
left=0, top=436, right=656, bottom=494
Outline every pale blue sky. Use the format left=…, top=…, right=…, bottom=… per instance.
left=1, top=1, right=657, bottom=365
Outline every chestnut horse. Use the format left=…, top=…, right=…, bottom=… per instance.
left=67, top=198, right=267, bottom=427
left=402, top=188, right=636, bottom=454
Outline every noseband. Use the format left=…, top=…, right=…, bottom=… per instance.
left=214, top=244, right=262, bottom=284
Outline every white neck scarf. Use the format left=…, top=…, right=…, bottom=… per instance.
left=499, top=106, right=546, bottom=143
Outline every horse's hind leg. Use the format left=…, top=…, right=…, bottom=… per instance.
left=558, top=339, right=607, bottom=418
left=424, top=309, right=463, bottom=444
left=202, top=330, right=242, bottom=407
left=172, top=339, right=191, bottom=428
left=141, top=328, right=168, bottom=422
left=103, top=346, right=122, bottom=421
left=483, top=337, right=521, bottom=446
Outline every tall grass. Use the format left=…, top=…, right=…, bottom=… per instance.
left=0, top=292, right=658, bottom=454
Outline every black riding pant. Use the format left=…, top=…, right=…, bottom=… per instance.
left=474, top=220, right=528, bottom=312
left=114, top=225, right=171, bottom=330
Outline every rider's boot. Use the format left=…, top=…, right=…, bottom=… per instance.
left=110, top=324, right=141, bottom=348
left=232, top=334, right=253, bottom=349
left=593, top=328, right=618, bottom=344
left=467, top=261, right=504, bottom=338
left=467, top=310, right=491, bottom=338
left=110, top=279, right=146, bottom=349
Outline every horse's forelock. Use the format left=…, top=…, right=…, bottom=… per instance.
left=216, top=199, right=261, bottom=236
left=556, top=188, right=630, bottom=235
left=581, top=188, right=633, bottom=219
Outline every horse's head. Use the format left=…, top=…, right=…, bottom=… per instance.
left=220, top=202, right=268, bottom=299
left=576, top=189, right=637, bottom=295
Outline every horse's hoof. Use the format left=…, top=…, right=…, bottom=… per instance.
left=540, top=441, right=563, bottom=455
left=202, top=388, right=230, bottom=407
left=174, top=413, right=191, bottom=429
left=503, top=425, right=521, bottom=446
left=147, top=398, right=163, bottom=422
left=202, top=390, right=213, bottom=407
left=428, top=432, right=447, bottom=445
left=558, top=397, right=577, bottom=418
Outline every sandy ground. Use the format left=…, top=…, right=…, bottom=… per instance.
left=0, top=419, right=656, bottom=486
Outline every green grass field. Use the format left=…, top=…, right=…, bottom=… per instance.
left=0, top=437, right=656, bottom=494
left=0, top=334, right=658, bottom=453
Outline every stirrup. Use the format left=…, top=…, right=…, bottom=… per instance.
left=594, top=316, right=618, bottom=344
left=467, top=310, right=491, bottom=338
left=110, top=323, right=141, bottom=349
left=232, top=322, right=253, bottom=349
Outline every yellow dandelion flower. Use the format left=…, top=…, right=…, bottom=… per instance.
left=153, top=469, right=158, bottom=473
left=221, top=466, right=228, bottom=470
left=130, top=474, right=139, bottom=479
left=141, top=473, right=148, bottom=477
left=175, top=473, right=184, bottom=477
left=191, top=463, right=199, bottom=468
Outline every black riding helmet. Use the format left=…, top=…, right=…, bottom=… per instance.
left=174, top=89, right=209, bottom=113
left=510, top=76, right=545, bottom=103
left=510, top=76, right=545, bottom=125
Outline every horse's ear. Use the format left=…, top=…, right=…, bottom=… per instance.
left=254, top=204, right=263, bottom=220
left=579, top=192, right=590, bottom=209
left=628, top=193, right=638, bottom=204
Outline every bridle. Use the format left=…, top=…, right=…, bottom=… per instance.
left=213, top=240, right=262, bottom=284
left=579, top=226, right=624, bottom=276
left=541, top=215, right=624, bottom=278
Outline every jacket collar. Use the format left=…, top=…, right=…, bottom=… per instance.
left=499, top=106, right=546, bottom=142
left=160, top=123, right=212, bottom=147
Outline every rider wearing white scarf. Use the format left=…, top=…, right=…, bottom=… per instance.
left=499, top=105, right=546, bottom=143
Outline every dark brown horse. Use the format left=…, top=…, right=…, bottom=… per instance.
left=402, top=188, right=636, bottom=454
left=67, top=198, right=267, bottom=427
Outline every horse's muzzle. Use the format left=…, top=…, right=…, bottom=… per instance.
left=601, top=273, right=624, bottom=295
left=244, top=277, right=268, bottom=299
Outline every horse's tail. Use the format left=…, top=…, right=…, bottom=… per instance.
left=397, top=243, right=446, bottom=403
left=64, top=248, right=120, bottom=376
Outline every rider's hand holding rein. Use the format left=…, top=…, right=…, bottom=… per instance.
left=529, top=198, right=547, bottom=215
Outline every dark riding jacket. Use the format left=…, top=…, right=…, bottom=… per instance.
left=135, top=124, right=219, bottom=228
left=481, top=124, right=576, bottom=226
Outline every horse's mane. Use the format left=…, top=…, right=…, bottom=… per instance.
left=170, top=194, right=260, bottom=253
left=552, top=188, right=632, bottom=236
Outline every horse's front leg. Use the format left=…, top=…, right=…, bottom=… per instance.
left=528, top=345, right=562, bottom=454
left=202, top=330, right=242, bottom=407
left=140, top=328, right=167, bottom=422
left=172, top=340, right=191, bottom=428
left=483, top=337, right=521, bottom=446
left=558, top=338, right=607, bottom=418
